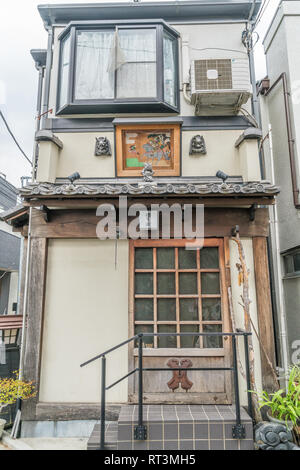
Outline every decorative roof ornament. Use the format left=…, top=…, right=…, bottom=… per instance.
left=19, top=180, right=280, bottom=198
left=141, top=162, right=154, bottom=183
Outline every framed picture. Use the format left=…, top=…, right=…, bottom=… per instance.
left=115, top=124, right=180, bottom=177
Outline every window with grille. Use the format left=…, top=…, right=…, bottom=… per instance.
left=132, top=240, right=225, bottom=349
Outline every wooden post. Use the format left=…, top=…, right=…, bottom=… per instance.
left=22, top=238, right=48, bottom=420
left=253, top=237, right=277, bottom=392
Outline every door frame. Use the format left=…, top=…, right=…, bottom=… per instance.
left=128, top=237, right=233, bottom=402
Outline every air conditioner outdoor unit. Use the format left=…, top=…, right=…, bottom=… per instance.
left=190, top=58, right=252, bottom=116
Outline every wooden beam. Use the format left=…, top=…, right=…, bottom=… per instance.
left=29, top=207, right=270, bottom=239
left=22, top=238, right=47, bottom=420
left=253, top=237, right=277, bottom=392
left=22, top=196, right=276, bottom=209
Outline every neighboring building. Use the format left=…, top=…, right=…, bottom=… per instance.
left=258, top=0, right=300, bottom=366
left=0, top=176, right=22, bottom=425
left=12, top=1, right=281, bottom=448
left=0, top=176, right=20, bottom=317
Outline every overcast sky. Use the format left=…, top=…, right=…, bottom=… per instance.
left=0, top=0, right=281, bottom=187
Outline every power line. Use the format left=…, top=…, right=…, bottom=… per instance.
left=0, top=109, right=32, bottom=166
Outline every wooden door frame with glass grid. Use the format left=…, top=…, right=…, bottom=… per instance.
left=128, top=238, right=233, bottom=404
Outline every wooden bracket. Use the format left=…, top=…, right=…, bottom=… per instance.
left=40, top=205, right=51, bottom=223
left=249, top=204, right=257, bottom=222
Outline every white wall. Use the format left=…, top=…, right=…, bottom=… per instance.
left=39, top=239, right=129, bottom=403
left=7, top=271, right=19, bottom=315
left=55, top=132, right=115, bottom=178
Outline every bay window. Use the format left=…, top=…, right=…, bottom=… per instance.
left=57, top=21, right=179, bottom=114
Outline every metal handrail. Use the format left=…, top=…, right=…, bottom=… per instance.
left=80, top=331, right=253, bottom=449
left=80, top=334, right=138, bottom=368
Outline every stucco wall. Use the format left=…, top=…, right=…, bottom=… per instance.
left=55, top=132, right=115, bottom=178
left=39, top=239, right=129, bottom=403
left=229, top=238, right=262, bottom=404
left=182, top=129, right=241, bottom=177
left=47, top=128, right=248, bottom=180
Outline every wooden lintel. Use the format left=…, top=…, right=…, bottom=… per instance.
left=28, top=207, right=270, bottom=239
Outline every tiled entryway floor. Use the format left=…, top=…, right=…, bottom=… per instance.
left=88, top=405, right=254, bottom=450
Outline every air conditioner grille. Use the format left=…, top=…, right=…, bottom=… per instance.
left=194, top=59, right=232, bottom=90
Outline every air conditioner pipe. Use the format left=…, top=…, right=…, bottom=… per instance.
left=183, top=82, right=191, bottom=104
left=182, top=35, right=192, bottom=104
left=264, top=72, right=300, bottom=209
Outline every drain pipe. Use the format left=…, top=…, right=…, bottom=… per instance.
left=264, top=73, right=300, bottom=209
left=41, top=26, right=53, bottom=130
left=268, top=123, right=289, bottom=388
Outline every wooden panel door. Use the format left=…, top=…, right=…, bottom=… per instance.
left=128, top=239, right=232, bottom=404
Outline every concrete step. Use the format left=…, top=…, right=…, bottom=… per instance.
left=87, top=405, right=254, bottom=451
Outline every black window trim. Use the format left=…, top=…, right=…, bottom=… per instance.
left=56, top=19, right=180, bottom=115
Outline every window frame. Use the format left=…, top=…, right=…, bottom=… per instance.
left=129, top=238, right=227, bottom=356
left=283, top=247, right=300, bottom=278
left=56, top=20, right=180, bottom=115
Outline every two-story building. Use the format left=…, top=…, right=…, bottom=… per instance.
left=258, top=0, right=300, bottom=373
left=13, top=1, right=281, bottom=449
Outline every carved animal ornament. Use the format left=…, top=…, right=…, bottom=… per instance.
left=95, top=136, right=112, bottom=156
left=254, top=422, right=300, bottom=451
left=189, top=135, right=207, bottom=155
left=167, top=358, right=193, bottom=392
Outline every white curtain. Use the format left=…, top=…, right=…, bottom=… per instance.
left=116, top=29, right=157, bottom=98
left=75, top=31, right=115, bottom=100
left=163, top=34, right=176, bottom=106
